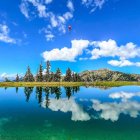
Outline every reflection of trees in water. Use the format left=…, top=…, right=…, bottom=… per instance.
left=72, top=86, right=80, bottom=94
left=65, top=87, right=72, bottom=100
left=54, top=87, right=61, bottom=100
left=23, top=86, right=80, bottom=107
left=36, top=87, right=43, bottom=105
left=64, top=86, right=80, bottom=99
left=43, top=87, right=50, bottom=108
left=15, top=87, right=18, bottom=93
left=4, top=87, right=8, bottom=91
left=24, top=87, right=34, bottom=102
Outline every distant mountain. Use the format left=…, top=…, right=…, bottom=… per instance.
left=80, top=69, right=140, bottom=82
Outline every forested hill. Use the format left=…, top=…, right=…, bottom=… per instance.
left=80, top=69, right=140, bottom=82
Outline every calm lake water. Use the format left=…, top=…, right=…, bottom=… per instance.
left=0, top=86, right=140, bottom=140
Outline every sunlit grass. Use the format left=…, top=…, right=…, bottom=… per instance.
left=0, top=81, right=140, bottom=87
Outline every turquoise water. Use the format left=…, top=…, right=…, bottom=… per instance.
left=0, top=86, right=140, bottom=140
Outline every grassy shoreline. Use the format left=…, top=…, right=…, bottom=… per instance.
left=0, top=81, right=140, bottom=87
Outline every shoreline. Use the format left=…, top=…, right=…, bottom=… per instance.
left=0, top=81, right=140, bottom=87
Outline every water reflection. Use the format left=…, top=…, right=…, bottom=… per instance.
left=17, top=87, right=140, bottom=122
left=24, top=87, right=34, bottom=102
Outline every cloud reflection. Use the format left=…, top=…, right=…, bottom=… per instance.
left=92, top=99, right=140, bottom=122
left=42, top=98, right=90, bottom=121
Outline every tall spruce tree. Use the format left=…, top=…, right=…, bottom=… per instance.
left=36, top=64, right=43, bottom=82
left=15, top=74, right=19, bottom=82
left=54, top=68, right=61, bottom=82
left=64, top=68, right=72, bottom=82
left=24, top=66, right=34, bottom=82
left=74, top=73, right=81, bottom=82
left=49, top=72, right=54, bottom=82
left=45, top=61, right=51, bottom=82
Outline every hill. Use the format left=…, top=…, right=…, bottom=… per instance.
left=80, top=69, right=140, bottom=82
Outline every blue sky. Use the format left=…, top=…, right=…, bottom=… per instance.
left=0, top=0, right=140, bottom=78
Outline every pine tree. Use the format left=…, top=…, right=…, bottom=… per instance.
left=15, top=74, right=19, bottom=82
left=74, top=73, right=81, bottom=82
left=49, top=72, right=54, bottom=82
left=72, top=72, right=76, bottom=82
left=24, top=66, right=34, bottom=82
left=64, top=68, right=72, bottom=82
left=54, top=68, right=61, bottom=82
left=36, top=64, right=43, bottom=82
left=45, top=61, right=51, bottom=82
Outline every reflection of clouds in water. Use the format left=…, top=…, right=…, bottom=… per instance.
left=109, top=91, right=140, bottom=101
left=92, top=99, right=140, bottom=122
left=42, top=98, right=90, bottom=121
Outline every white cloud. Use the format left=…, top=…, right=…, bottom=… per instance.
left=45, top=33, right=54, bottom=41
left=82, top=0, right=106, bottom=13
left=19, top=2, right=30, bottom=19
left=79, top=57, right=88, bottom=60
left=42, top=39, right=140, bottom=66
left=39, top=27, right=55, bottom=41
left=28, top=0, right=48, bottom=18
left=20, top=0, right=74, bottom=41
left=45, top=0, right=53, bottom=4
left=63, top=12, right=73, bottom=20
left=42, top=98, right=90, bottom=121
left=109, top=91, right=140, bottom=101
left=92, top=99, right=140, bottom=122
left=90, top=39, right=140, bottom=60
left=67, top=0, right=74, bottom=12
left=89, top=39, right=140, bottom=67
left=0, top=24, right=16, bottom=44
left=42, top=39, right=90, bottom=61
left=108, top=59, right=140, bottom=67
left=108, top=59, right=134, bottom=67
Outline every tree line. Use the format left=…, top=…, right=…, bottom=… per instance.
left=15, top=61, right=81, bottom=82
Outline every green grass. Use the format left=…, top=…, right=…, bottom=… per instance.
left=0, top=81, right=140, bottom=87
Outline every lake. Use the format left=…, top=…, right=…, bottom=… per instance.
left=0, top=86, right=140, bottom=140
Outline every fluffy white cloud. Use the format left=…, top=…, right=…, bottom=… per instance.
left=42, top=39, right=140, bottom=66
left=42, top=39, right=90, bottom=61
left=90, top=39, right=140, bottom=60
left=0, top=24, right=16, bottom=44
left=67, top=0, right=74, bottom=12
left=90, top=39, right=118, bottom=59
left=92, top=99, right=140, bottom=122
left=45, top=0, right=53, bottom=4
left=42, top=98, right=90, bottom=121
left=27, top=0, right=48, bottom=18
left=19, top=2, right=30, bottom=19
left=108, top=59, right=140, bottom=67
left=82, top=0, right=106, bottom=13
left=89, top=39, right=140, bottom=67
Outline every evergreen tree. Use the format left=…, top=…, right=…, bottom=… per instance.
left=49, top=72, right=54, bottom=82
left=15, top=74, right=19, bottom=82
left=64, top=68, right=72, bottom=82
left=45, top=61, right=51, bottom=82
left=54, top=68, right=61, bottom=82
left=75, top=73, right=81, bottom=82
left=24, top=66, right=34, bottom=82
left=36, top=64, right=43, bottom=82
left=5, top=77, right=11, bottom=82
left=72, top=72, right=76, bottom=82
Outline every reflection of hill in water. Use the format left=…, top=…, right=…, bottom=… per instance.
left=85, top=85, right=112, bottom=90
